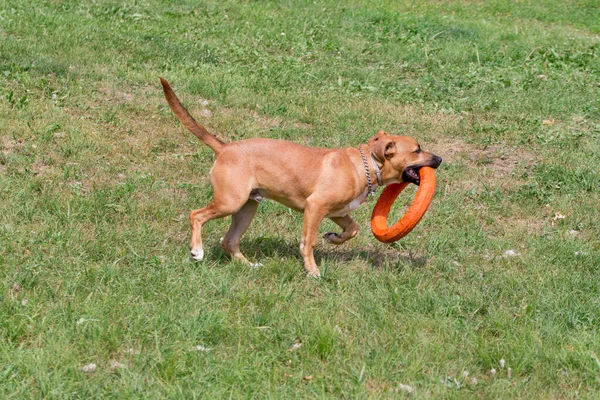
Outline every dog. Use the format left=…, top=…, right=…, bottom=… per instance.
left=160, top=78, right=442, bottom=277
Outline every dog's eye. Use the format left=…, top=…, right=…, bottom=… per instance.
left=413, top=147, right=421, bottom=154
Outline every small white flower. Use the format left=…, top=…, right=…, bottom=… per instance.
left=462, top=370, right=469, bottom=378
left=490, top=368, right=497, bottom=376
left=80, top=363, right=97, bottom=373
left=280, top=32, right=285, bottom=36
left=191, top=345, right=211, bottom=352
left=553, top=212, right=566, bottom=220
left=567, top=229, right=579, bottom=236
left=503, top=250, right=521, bottom=257
left=21, top=299, right=28, bottom=306
left=471, top=377, right=478, bottom=385
left=574, top=251, right=587, bottom=257
left=76, top=317, right=99, bottom=326
left=398, top=383, right=414, bottom=394
left=499, top=359, right=505, bottom=368
left=110, top=360, right=126, bottom=370
left=289, top=340, right=302, bottom=351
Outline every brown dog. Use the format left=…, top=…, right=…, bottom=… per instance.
left=160, top=78, right=442, bottom=277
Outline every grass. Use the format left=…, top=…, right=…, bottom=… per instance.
left=1, top=0, right=599, bottom=398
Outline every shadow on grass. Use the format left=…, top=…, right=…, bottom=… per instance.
left=207, top=236, right=428, bottom=271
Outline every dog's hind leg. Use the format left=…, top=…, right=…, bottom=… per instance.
left=220, top=200, right=259, bottom=265
left=189, top=202, right=230, bottom=261
left=323, top=215, right=359, bottom=245
left=189, top=194, right=248, bottom=261
left=190, top=156, right=253, bottom=261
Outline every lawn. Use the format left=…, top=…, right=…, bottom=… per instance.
left=1, top=0, right=599, bottom=398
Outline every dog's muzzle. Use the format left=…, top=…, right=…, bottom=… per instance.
left=402, top=155, right=442, bottom=185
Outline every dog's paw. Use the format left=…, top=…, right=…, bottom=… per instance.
left=306, top=269, right=321, bottom=278
left=190, top=249, right=204, bottom=261
left=323, top=232, right=342, bottom=244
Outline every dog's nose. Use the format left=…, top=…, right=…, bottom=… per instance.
left=431, top=155, right=442, bottom=168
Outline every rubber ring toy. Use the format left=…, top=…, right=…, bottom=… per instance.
left=371, top=166, right=436, bottom=243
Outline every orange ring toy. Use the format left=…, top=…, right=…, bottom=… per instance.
left=371, top=167, right=436, bottom=243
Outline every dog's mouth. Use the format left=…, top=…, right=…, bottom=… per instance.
left=402, top=166, right=422, bottom=185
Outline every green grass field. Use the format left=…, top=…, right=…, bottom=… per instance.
left=1, top=0, right=599, bottom=398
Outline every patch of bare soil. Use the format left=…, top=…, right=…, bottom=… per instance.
left=96, top=82, right=135, bottom=104
left=1, top=137, right=24, bottom=155
left=428, top=136, right=544, bottom=235
left=427, top=137, right=536, bottom=180
left=500, top=216, right=546, bottom=235
left=249, top=110, right=280, bottom=129
left=365, top=378, right=391, bottom=394
left=475, top=145, right=535, bottom=178
left=30, top=160, right=55, bottom=176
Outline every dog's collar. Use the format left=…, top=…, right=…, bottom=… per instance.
left=370, top=152, right=383, bottom=186
left=359, top=146, right=381, bottom=196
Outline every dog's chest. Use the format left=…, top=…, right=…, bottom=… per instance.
left=326, top=189, right=369, bottom=218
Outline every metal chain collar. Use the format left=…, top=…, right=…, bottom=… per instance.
left=359, top=146, right=376, bottom=197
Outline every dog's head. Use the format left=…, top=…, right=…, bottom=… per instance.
left=368, top=130, right=442, bottom=185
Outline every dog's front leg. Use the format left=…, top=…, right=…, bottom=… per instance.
left=324, top=215, right=359, bottom=245
left=300, top=201, right=329, bottom=277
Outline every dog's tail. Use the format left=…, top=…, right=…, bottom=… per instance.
left=160, top=78, right=224, bottom=154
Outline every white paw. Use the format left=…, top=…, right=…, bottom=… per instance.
left=307, top=270, right=321, bottom=278
left=190, top=249, right=204, bottom=261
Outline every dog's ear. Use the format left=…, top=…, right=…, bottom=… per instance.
left=372, top=137, right=397, bottom=162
